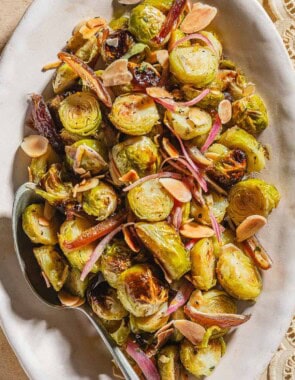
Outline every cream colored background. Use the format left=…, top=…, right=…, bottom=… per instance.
left=0, top=1, right=294, bottom=379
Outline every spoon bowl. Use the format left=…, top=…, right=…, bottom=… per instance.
left=12, top=182, right=139, bottom=380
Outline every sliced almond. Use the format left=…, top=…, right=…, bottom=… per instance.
left=119, top=169, right=140, bottom=183
left=242, top=235, right=272, bottom=270
left=41, top=271, right=51, bottom=288
left=123, top=225, right=141, bottom=252
left=73, top=178, right=99, bottom=197
left=243, top=83, right=256, bottom=97
left=180, top=222, right=215, bottom=239
left=159, top=178, right=192, bottom=203
left=118, top=0, right=142, bottom=4
left=58, top=290, right=84, bottom=307
left=102, top=58, right=133, bottom=87
left=42, top=61, right=61, bottom=72
left=44, top=201, right=55, bottom=221
left=38, top=216, right=50, bottom=227
left=21, top=135, right=49, bottom=158
left=86, top=17, right=107, bottom=29
left=180, top=2, right=217, bottom=34
left=155, top=50, right=169, bottom=68
left=162, top=137, right=179, bottom=158
left=79, top=24, right=103, bottom=39
left=146, top=86, right=173, bottom=99
left=236, top=215, right=267, bottom=242
left=218, top=99, right=232, bottom=124
left=173, top=320, right=205, bottom=345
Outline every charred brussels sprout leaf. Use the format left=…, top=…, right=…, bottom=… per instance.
left=33, top=245, right=69, bottom=291
left=216, top=244, right=262, bottom=300
left=110, top=319, right=130, bottom=346
left=127, top=179, right=174, bottom=222
left=30, top=145, right=60, bottom=184
left=232, top=94, right=268, bottom=135
left=112, top=136, right=160, bottom=178
left=109, top=93, right=159, bottom=135
left=227, top=178, right=280, bottom=225
left=101, top=240, right=134, bottom=288
left=109, top=16, right=130, bottom=31
left=58, top=92, right=102, bottom=136
left=101, top=30, right=135, bottom=64
left=135, top=222, right=191, bottom=281
left=82, top=182, right=118, bottom=220
left=169, top=46, right=219, bottom=87
left=130, top=303, right=169, bottom=333
left=22, top=203, right=59, bottom=245
left=191, top=238, right=216, bottom=291
left=64, top=267, right=89, bottom=298
left=158, top=345, right=181, bottom=380
left=117, top=264, right=168, bottom=317
left=88, top=280, right=128, bottom=320
left=130, top=62, right=161, bottom=88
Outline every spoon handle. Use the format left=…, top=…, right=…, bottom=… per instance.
left=79, top=304, right=139, bottom=380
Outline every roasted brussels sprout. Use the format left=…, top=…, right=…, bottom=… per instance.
left=109, top=319, right=131, bottom=346
left=129, top=4, right=166, bottom=47
left=33, top=245, right=69, bottom=291
left=180, top=338, right=224, bottom=378
left=143, top=0, right=174, bottom=13
left=130, top=303, right=169, bottom=333
left=218, top=126, right=266, bottom=172
left=64, top=267, right=89, bottom=298
left=182, top=85, right=224, bottom=109
left=112, top=136, right=160, bottom=179
left=82, top=182, right=118, bottom=220
left=65, top=139, right=108, bottom=175
left=169, top=46, right=219, bottom=87
left=130, top=61, right=161, bottom=88
left=200, top=31, right=222, bottom=58
left=101, top=240, right=134, bottom=289
left=59, top=218, right=99, bottom=273
left=58, top=92, right=102, bottom=136
left=165, top=107, right=212, bottom=140
left=109, top=16, right=130, bottom=31
left=109, top=93, right=159, bottom=135
left=206, top=148, right=247, bottom=189
left=191, top=238, right=216, bottom=291
left=216, top=244, right=262, bottom=300
left=158, top=345, right=181, bottom=380
left=30, top=145, right=60, bottom=184
left=88, top=280, right=128, bottom=320
left=117, top=264, right=168, bottom=317
left=232, top=94, right=268, bottom=135
left=135, top=222, right=191, bottom=281
left=169, top=29, right=190, bottom=50
left=127, top=179, right=174, bottom=222
left=170, top=307, right=187, bottom=342
left=22, top=203, right=59, bottom=245
left=191, top=192, right=228, bottom=226
left=227, top=178, right=280, bottom=225
left=101, top=30, right=135, bottom=64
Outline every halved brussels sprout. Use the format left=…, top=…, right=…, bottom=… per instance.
left=109, top=93, right=159, bottom=135
left=100, top=240, right=134, bottom=288
left=169, top=29, right=190, bottom=49
left=188, top=289, right=237, bottom=316
left=218, top=126, right=266, bottom=172
left=165, top=107, right=212, bottom=140
left=216, top=244, right=262, bottom=300
left=130, top=303, right=169, bottom=333
left=112, top=136, right=160, bottom=179
left=180, top=338, right=224, bottom=378
left=33, top=245, right=69, bottom=291
left=169, top=46, right=219, bottom=87
left=109, top=16, right=130, bottom=31
left=30, top=145, right=60, bottom=184
left=117, top=264, right=168, bottom=317
left=191, top=192, right=228, bottom=226
left=191, top=238, right=216, bottom=291
left=227, top=178, right=280, bottom=225
left=129, top=4, right=166, bottom=48
left=65, top=139, right=108, bottom=175
left=109, top=319, right=131, bottom=346
left=101, top=30, right=135, bottom=64
left=64, top=267, right=89, bottom=298
left=143, top=0, right=174, bottom=13
left=182, top=85, right=224, bottom=109
left=158, top=345, right=181, bottom=380
left=59, top=218, right=99, bottom=273
left=200, top=31, right=222, bottom=59
left=127, top=179, right=174, bottom=222
left=88, top=280, right=128, bottom=320
left=82, top=182, right=118, bottom=220
left=135, top=222, right=191, bottom=281
left=198, top=326, right=225, bottom=349
left=22, top=203, right=59, bottom=245
left=58, top=92, right=102, bottom=136
left=36, top=164, right=73, bottom=206
left=232, top=94, right=268, bottom=135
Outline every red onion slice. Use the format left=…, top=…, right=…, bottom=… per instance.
left=123, top=172, right=182, bottom=192
left=209, top=210, right=222, bottom=242
left=169, top=33, right=216, bottom=53
left=201, top=114, right=222, bottom=153
left=126, top=341, right=160, bottom=380
left=178, top=88, right=210, bottom=107
left=166, top=279, right=194, bottom=315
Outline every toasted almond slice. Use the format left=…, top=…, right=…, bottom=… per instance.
left=41, top=271, right=51, bottom=288
left=123, top=225, right=141, bottom=252
left=86, top=17, right=107, bottom=29
left=180, top=2, right=217, bottom=34
left=102, top=58, right=133, bottom=87
left=243, top=83, right=256, bottom=97
left=119, top=169, right=140, bottom=183
left=42, top=61, right=61, bottom=72
left=218, top=99, right=232, bottom=124
left=71, top=298, right=86, bottom=307
left=242, top=235, right=272, bottom=270
left=180, top=222, right=215, bottom=238
left=159, top=178, right=192, bottom=203
left=162, top=137, right=179, bottom=158
left=146, top=86, right=173, bottom=99
left=73, top=178, right=99, bottom=197
left=118, top=0, right=142, bottom=4
left=38, top=216, right=50, bottom=227
left=236, top=215, right=267, bottom=242
left=155, top=50, right=169, bottom=68
left=79, top=24, right=103, bottom=39
left=173, top=320, right=205, bottom=345
left=58, top=290, right=83, bottom=307
left=21, top=135, right=49, bottom=158
left=44, top=201, right=55, bottom=221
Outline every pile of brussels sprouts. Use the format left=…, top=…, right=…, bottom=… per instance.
left=20, top=0, right=281, bottom=378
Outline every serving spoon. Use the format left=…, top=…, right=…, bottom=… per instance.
left=12, top=182, right=139, bottom=380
